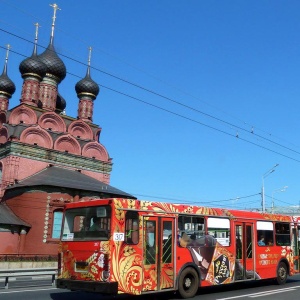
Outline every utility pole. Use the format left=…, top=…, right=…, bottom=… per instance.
left=261, top=164, right=279, bottom=212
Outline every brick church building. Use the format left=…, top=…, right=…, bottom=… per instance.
left=0, top=6, right=133, bottom=260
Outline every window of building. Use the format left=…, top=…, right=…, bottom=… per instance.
left=52, top=210, right=63, bottom=239
left=0, top=224, right=18, bottom=232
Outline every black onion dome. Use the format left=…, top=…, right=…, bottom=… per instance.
left=0, top=66, right=16, bottom=97
left=38, top=42, right=66, bottom=83
left=75, top=69, right=99, bottom=100
left=19, top=54, right=47, bottom=79
left=56, top=92, right=66, bottom=112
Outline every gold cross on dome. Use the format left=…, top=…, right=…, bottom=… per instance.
left=88, top=46, right=92, bottom=67
left=34, top=23, right=41, bottom=39
left=5, top=44, right=11, bottom=60
left=49, top=3, right=61, bottom=41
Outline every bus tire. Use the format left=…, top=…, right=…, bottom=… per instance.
left=178, top=267, right=199, bottom=299
left=276, top=262, right=287, bottom=285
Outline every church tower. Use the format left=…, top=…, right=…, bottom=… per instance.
left=0, top=45, right=15, bottom=111
left=19, top=23, right=46, bottom=107
left=75, top=47, right=99, bottom=122
left=0, top=3, right=112, bottom=192
left=38, top=4, right=66, bottom=111
left=0, top=4, right=130, bottom=259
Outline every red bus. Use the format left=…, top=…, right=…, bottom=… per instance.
left=56, top=198, right=300, bottom=298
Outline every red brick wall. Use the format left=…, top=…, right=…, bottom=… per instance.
left=0, top=232, right=19, bottom=253
left=6, top=190, right=73, bottom=256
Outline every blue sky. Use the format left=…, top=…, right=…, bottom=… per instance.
left=1, top=0, right=300, bottom=212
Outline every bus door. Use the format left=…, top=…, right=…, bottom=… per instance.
left=142, top=216, right=176, bottom=292
left=235, top=222, right=255, bottom=281
left=291, top=223, right=300, bottom=272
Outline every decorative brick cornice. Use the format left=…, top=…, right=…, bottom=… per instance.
left=0, top=141, right=112, bottom=174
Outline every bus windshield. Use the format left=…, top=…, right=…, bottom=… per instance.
left=61, top=205, right=111, bottom=241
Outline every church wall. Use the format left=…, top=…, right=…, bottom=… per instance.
left=1, top=156, right=47, bottom=187
left=16, top=157, right=48, bottom=181
left=0, top=232, right=19, bottom=253
left=6, top=190, right=73, bottom=256
left=0, top=9, right=116, bottom=260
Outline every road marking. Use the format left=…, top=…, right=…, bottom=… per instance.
left=0, top=287, right=57, bottom=294
left=217, top=285, right=300, bottom=300
left=249, top=287, right=297, bottom=298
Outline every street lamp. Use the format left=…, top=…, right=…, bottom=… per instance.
left=261, top=164, right=279, bottom=213
left=272, top=186, right=288, bottom=214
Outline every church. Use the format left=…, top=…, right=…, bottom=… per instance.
left=0, top=4, right=134, bottom=260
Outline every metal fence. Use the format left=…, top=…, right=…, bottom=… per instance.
left=0, top=267, right=57, bottom=289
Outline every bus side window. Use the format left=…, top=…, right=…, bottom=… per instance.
left=207, top=217, right=230, bottom=246
left=275, top=222, right=290, bottom=246
left=178, top=215, right=205, bottom=239
left=257, top=221, right=274, bottom=247
left=125, top=211, right=139, bottom=245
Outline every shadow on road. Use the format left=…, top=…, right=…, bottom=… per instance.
left=50, top=277, right=300, bottom=300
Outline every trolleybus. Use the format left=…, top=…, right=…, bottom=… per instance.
left=56, top=198, right=300, bottom=298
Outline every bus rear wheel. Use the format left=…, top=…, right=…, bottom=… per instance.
left=276, top=262, right=287, bottom=285
left=178, top=267, right=199, bottom=299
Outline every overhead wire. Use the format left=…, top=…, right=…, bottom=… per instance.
left=0, top=1, right=299, bottom=213
left=1, top=41, right=300, bottom=164
left=1, top=27, right=300, bottom=159
left=4, top=179, right=261, bottom=206
left=1, top=0, right=295, bottom=149
left=1, top=39, right=300, bottom=210
left=132, top=192, right=261, bottom=205
left=1, top=23, right=300, bottom=205
left=5, top=192, right=262, bottom=211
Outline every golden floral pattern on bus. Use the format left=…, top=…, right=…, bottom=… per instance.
left=140, top=200, right=219, bottom=216
left=221, top=209, right=235, bottom=218
left=109, top=199, right=175, bottom=294
left=263, top=214, right=291, bottom=222
left=195, top=206, right=219, bottom=216
left=59, top=198, right=300, bottom=295
left=142, top=267, right=157, bottom=291
left=160, top=265, right=174, bottom=288
left=110, top=199, right=143, bottom=294
left=114, top=198, right=125, bottom=221
left=60, top=244, right=76, bottom=279
left=281, top=246, right=295, bottom=275
left=111, top=243, right=143, bottom=295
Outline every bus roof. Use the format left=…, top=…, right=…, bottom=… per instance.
left=63, top=198, right=299, bottom=223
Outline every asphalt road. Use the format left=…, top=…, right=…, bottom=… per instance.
left=1, top=274, right=300, bottom=300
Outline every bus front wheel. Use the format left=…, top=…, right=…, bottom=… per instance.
left=178, top=267, right=199, bottom=299
left=276, top=262, right=287, bottom=285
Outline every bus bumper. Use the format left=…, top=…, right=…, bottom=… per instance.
left=56, top=279, right=118, bottom=294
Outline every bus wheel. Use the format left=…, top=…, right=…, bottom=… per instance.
left=178, top=267, right=199, bottom=299
left=276, top=262, right=287, bottom=285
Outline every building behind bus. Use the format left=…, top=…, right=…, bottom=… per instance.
left=0, top=5, right=134, bottom=265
